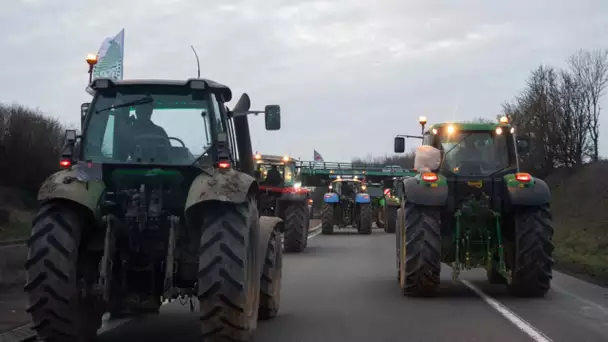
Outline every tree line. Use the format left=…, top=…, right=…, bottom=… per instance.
left=355, top=48, right=608, bottom=179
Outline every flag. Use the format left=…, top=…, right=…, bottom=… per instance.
left=92, top=29, right=125, bottom=82
left=313, top=149, right=324, bottom=162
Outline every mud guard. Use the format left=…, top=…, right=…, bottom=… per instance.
left=323, top=193, right=339, bottom=203
left=185, top=168, right=258, bottom=212
left=37, top=163, right=105, bottom=218
left=505, top=176, right=551, bottom=206
left=402, top=176, right=448, bottom=206
left=355, top=193, right=371, bottom=204
left=257, top=216, right=285, bottom=277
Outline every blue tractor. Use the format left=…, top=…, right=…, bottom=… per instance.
left=320, top=176, right=373, bottom=235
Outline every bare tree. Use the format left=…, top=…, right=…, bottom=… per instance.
left=568, top=49, right=608, bottom=162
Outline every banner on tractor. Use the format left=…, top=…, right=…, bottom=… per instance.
left=92, top=29, right=125, bottom=82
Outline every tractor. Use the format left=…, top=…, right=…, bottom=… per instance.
left=253, top=153, right=310, bottom=253
left=393, top=116, right=554, bottom=298
left=320, top=176, right=373, bottom=235
left=381, top=178, right=400, bottom=234
left=25, top=77, right=285, bottom=342
left=367, top=182, right=386, bottom=228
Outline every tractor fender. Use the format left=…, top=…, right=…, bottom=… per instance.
left=257, top=216, right=285, bottom=277
left=279, top=192, right=308, bottom=203
left=185, top=168, right=258, bottom=212
left=37, top=162, right=105, bottom=219
left=386, top=197, right=401, bottom=207
left=403, top=176, right=448, bottom=206
left=323, top=193, right=339, bottom=203
left=505, top=176, right=551, bottom=206
left=355, top=193, right=371, bottom=204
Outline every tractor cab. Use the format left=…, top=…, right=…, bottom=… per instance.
left=253, top=153, right=297, bottom=187
left=328, top=176, right=366, bottom=198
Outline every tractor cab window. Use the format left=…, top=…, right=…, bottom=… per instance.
left=255, top=162, right=295, bottom=185
left=83, top=85, right=215, bottom=166
left=440, top=131, right=510, bottom=176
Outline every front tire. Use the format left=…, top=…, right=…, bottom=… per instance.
left=283, top=202, right=308, bottom=253
left=258, top=229, right=282, bottom=320
left=321, top=203, right=334, bottom=235
left=400, top=203, right=441, bottom=297
left=197, top=199, right=259, bottom=342
left=509, top=205, right=554, bottom=297
left=357, top=204, right=372, bottom=235
left=25, top=202, right=103, bottom=342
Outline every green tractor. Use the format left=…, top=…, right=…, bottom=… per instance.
left=366, top=182, right=386, bottom=228
left=393, top=116, right=554, bottom=298
left=26, top=78, right=285, bottom=342
left=367, top=181, right=400, bottom=233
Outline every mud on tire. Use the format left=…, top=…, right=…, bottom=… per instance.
left=357, top=204, right=372, bottom=235
left=384, top=206, right=398, bottom=234
left=197, top=199, right=259, bottom=342
left=321, top=203, right=334, bottom=235
left=25, top=202, right=103, bottom=342
left=509, top=204, right=554, bottom=297
left=283, top=202, right=308, bottom=253
left=258, top=228, right=282, bottom=320
left=401, top=203, right=441, bottom=297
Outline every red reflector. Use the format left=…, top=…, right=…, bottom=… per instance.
left=421, top=172, right=438, bottom=182
left=515, top=173, right=531, bottom=182
left=383, top=189, right=391, bottom=196
left=59, top=159, right=71, bottom=168
left=217, top=161, right=231, bottom=169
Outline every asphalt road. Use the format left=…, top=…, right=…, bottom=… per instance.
left=94, top=229, right=608, bottom=342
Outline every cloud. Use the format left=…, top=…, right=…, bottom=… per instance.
left=1, top=0, right=607, bottom=160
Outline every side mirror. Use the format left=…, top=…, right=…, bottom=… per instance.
left=81, top=103, right=90, bottom=125
left=265, top=105, right=281, bottom=130
left=65, top=129, right=77, bottom=144
left=516, top=138, right=530, bottom=154
left=394, top=137, right=405, bottom=153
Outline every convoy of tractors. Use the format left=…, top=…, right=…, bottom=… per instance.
left=20, top=55, right=555, bottom=342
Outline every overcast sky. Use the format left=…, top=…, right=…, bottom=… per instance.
left=1, top=0, right=607, bottom=161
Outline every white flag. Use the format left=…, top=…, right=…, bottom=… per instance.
left=92, top=29, right=125, bottom=82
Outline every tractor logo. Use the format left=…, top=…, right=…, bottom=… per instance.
left=467, top=180, right=483, bottom=188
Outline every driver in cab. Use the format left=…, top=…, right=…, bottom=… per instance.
left=448, top=136, right=486, bottom=174
left=127, top=102, right=171, bottom=161
left=265, top=165, right=283, bottom=186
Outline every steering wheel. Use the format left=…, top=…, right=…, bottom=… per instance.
left=131, top=134, right=173, bottom=160
left=168, top=137, right=186, bottom=148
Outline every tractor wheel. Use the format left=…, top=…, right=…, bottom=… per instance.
left=197, top=199, right=260, bottom=342
left=357, top=204, right=372, bottom=235
left=321, top=203, right=334, bottom=235
left=509, top=204, right=554, bottom=297
left=375, top=205, right=385, bottom=228
left=25, top=202, right=103, bottom=342
left=384, top=206, right=398, bottom=234
left=396, top=207, right=404, bottom=282
left=258, top=228, right=282, bottom=320
left=400, top=203, right=441, bottom=297
left=283, top=202, right=308, bottom=253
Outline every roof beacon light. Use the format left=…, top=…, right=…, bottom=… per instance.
left=499, top=116, right=509, bottom=124
left=282, top=155, right=289, bottom=162
left=418, top=116, right=428, bottom=125
left=254, top=153, right=262, bottom=160
left=86, top=54, right=98, bottom=66
left=447, top=125, right=455, bottom=134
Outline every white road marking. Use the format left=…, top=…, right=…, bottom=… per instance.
left=461, top=280, right=553, bottom=342
left=551, top=283, right=608, bottom=316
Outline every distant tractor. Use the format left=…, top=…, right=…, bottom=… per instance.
left=321, top=177, right=372, bottom=235
left=382, top=183, right=400, bottom=234
left=254, top=153, right=311, bottom=253
left=394, top=116, right=554, bottom=298
left=367, top=182, right=386, bottom=228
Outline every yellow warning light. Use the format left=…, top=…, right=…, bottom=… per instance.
left=86, top=54, right=98, bottom=66
left=447, top=125, right=455, bottom=134
left=419, top=116, right=428, bottom=125
left=499, top=116, right=508, bottom=124
left=254, top=153, right=262, bottom=160
left=282, top=155, right=289, bottom=162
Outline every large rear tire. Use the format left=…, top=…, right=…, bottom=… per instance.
left=400, top=203, right=441, bottom=297
left=509, top=205, right=554, bottom=297
left=357, top=204, right=372, bottom=235
left=384, top=206, right=398, bottom=234
left=321, top=203, right=334, bottom=235
left=197, top=199, right=259, bottom=342
left=283, top=202, right=308, bottom=253
left=258, top=229, right=282, bottom=320
left=25, top=202, right=103, bottom=342
left=396, top=207, right=404, bottom=282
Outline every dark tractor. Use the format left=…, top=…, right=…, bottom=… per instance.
left=254, top=153, right=311, bottom=253
left=381, top=178, right=400, bottom=234
left=366, top=182, right=386, bottom=228
left=26, top=78, right=285, bottom=342
left=321, top=177, right=372, bottom=235
left=393, top=117, right=554, bottom=298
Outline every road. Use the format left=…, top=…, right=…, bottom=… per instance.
left=92, top=228, right=608, bottom=342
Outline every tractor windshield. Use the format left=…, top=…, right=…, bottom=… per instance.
left=366, top=184, right=384, bottom=197
left=83, top=85, right=223, bottom=166
left=255, top=162, right=295, bottom=185
left=439, top=131, right=510, bottom=176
